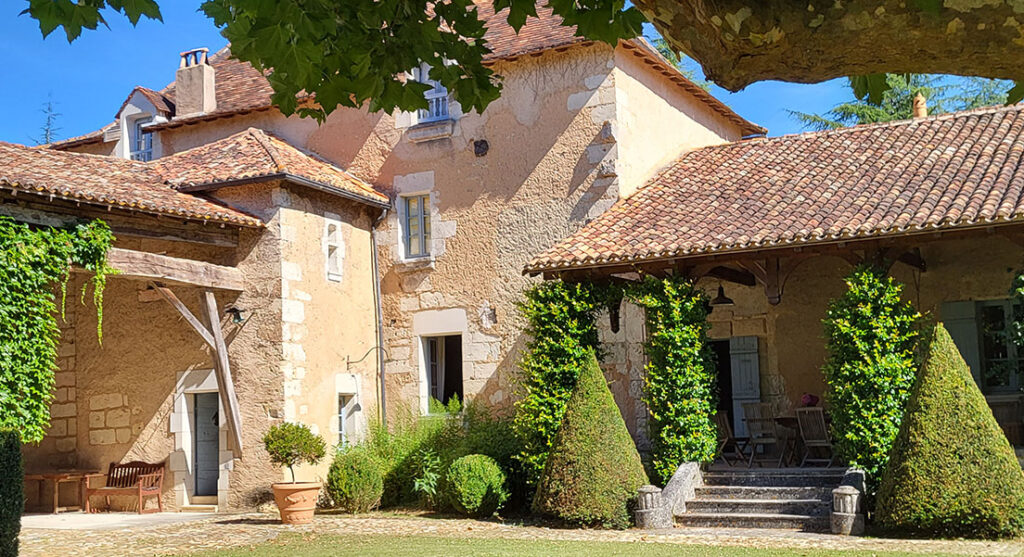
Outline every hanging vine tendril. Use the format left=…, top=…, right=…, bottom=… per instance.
left=0, top=217, right=115, bottom=443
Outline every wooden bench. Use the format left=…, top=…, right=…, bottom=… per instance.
left=84, top=461, right=165, bottom=514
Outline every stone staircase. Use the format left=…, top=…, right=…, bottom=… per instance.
left=675, top=468, right=845, bottom=531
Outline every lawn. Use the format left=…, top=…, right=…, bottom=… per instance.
left=187, top=532, right=971, bottom=557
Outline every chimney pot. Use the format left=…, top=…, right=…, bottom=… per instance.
left=913, top=93, right=928, bottom=118
left=175, top=47, right=216, bottom=118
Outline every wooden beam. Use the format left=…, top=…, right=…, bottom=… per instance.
left=704, top=265, right=757, bottom=287
left=201, top=291, right=244, bottom=455
left=104, top=248, right=244, bottom=291
left=151, top=284, right=215, bottom=349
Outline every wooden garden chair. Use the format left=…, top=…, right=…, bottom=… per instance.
left=742, top=402, right=786, bottom=468
left=795, top=407, right=834, bottom=467
left=713, top=412, right=748, bottom=467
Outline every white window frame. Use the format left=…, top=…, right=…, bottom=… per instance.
left=130, top=117, right=154, bottom=162
left=401, top=194, right=431, bottom=259
left=337, top=394, right=354, bottom=447
left=323, top=214, right=343, bottom=282
left=412, top=63, right=450, bottom=124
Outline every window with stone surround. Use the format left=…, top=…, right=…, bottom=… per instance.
left=411, top=63, right=450, bottom=124
left=402, top=194, right=431, bottom=259
left=324, top=216, right=344, bottom=282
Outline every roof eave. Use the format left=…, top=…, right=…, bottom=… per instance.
left=176, top=172, right=390, bottom=209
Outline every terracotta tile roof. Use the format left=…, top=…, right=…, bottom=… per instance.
left=45, top=125, right=110, bottom=149
left=154, top=128, right=388, bottom=206
left=478, top=3, right=585, bottom=60
left=0, top=141, right=262, bottom=227
left=525, top=104, right=1024, bottom=274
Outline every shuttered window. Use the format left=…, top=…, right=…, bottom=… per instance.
left=942, top=299, right=1023, bottom=394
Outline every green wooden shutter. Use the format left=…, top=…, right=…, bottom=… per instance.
left=941, top=301, right=982, bottom=383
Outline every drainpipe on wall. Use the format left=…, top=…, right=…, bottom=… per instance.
left=371, top=206, right=389, bottom=426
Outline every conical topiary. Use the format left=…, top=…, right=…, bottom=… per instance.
left=531, top=351, right=648, bottom=529
left=875, top=323, right=1024, bottom=538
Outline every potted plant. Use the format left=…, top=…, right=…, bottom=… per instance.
left=263, top=422, right=327, bottom=524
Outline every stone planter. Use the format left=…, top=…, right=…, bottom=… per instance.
left=271, top=482, right=321, bottom=524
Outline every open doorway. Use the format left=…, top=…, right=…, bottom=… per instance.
left=423, top=334, right=463, bottom=407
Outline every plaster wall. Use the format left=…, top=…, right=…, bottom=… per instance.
left=272, top=185, right=380, bottom=484
left=612, top=49, right=746, bottom=199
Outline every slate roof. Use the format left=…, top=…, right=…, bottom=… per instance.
left=155, top=128, right=389, bottom=206
left=0, top=141, right=262, bottom=227
left=525, top=104, right=1024, bottom=274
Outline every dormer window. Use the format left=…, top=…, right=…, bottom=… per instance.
left=411, top=63, right=449, bottom=124
left=130, top=117, right=153, bottom=162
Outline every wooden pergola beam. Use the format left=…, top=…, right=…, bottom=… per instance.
left=105, top=248, right=244, bottom=291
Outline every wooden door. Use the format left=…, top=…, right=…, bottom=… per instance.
left=194, top=392, right=220, bottom=497
left=729, top=336, right=761, bottom=437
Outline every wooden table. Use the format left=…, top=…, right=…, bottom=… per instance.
left=25, top=471, right=97, bottom=514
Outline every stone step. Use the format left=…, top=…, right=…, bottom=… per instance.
left=694, top=485, right=832, bottom=501
left=675, top=512, right=830, bottom=531
left=686, top=498, right=830, bottom=516
left=180, top=504, right=219, bottom=513
left=703, top=469, right=845, bottom=488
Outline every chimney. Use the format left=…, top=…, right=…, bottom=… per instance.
left=912, top=93, right=928, bottom=118
left=175, top=48, right=216, bottom=117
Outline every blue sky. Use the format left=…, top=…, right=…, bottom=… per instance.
left=0, top=4, right=852, bottom=145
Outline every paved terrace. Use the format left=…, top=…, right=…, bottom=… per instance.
left=19, top=512, right=1024, bottom=556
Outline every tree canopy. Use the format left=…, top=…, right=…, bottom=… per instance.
left=19, top=1, right=1024, bottom=119
left=791, top=74, right=1011, bottom=131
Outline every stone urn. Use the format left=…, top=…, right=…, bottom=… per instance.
left=271, top=482, right=321, bottom=524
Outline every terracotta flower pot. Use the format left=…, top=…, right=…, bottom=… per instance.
left=271, top=482, right=321, bottom=524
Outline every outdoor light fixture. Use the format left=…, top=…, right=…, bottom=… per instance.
left=710, top=285, right=734, bottom=307
left=225, top=307, right=247, bottom=324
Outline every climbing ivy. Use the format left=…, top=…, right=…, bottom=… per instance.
left=822, top=265, right=920, bottom=494
left=0, top=217, right=115, bottom=443
left=512, top=280, right=619, bottom=487
left=627, top=275, right=716, bottom=484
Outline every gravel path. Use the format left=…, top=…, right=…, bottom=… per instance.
left=20, top=512, right=1024, bottom=556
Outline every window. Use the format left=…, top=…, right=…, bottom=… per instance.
left=412, top=63, right=449, bottom=124
left=324, top=218, right=343, bottom=281
left=130, top=117, right=153, bottom=161
left=338, top=394, right=353, bottom=446
left=978, top=300, right=1024, bottom=394
left=403, top=194, right=431, bottom=258
left=423, top=335, right=463, bottom=409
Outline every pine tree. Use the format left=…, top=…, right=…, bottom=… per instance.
left=31, top=95, right=62, bottom=146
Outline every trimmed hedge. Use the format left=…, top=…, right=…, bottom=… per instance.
left=0, top=430, right=21, bottom=557
left=532, top=352, right=648, bottom=529
left=446, top=455, right=509, bottom=517
left=327, top=446, right=385, bottom=513
left=822, top=266, right=919, bottom=492
left=875, top=324, right=1024, bottom=539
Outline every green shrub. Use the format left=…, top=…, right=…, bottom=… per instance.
left=627, top=275, right=716, bottom=484
left=822, top=266, right=920, bottom=493
left=532, top=352, right=648, bottom=529
left=513, top=280, right=615, bottom=486
left=446, top=455, right=509, bottom=517
left=411, top=448, right=442, bottom=508
left=326, top=446, right=385, bottom=513
left=875, top=324, right=1024, bottom=539
left=263, top=422, right=327, bottom=482
left=0, top=431, right=21, bottom=557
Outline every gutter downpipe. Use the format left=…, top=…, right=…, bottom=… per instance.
left=371, top=206, right=389, bottom=427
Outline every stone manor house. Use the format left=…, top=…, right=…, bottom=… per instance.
left=5, top=4, right=1024, bottom=512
